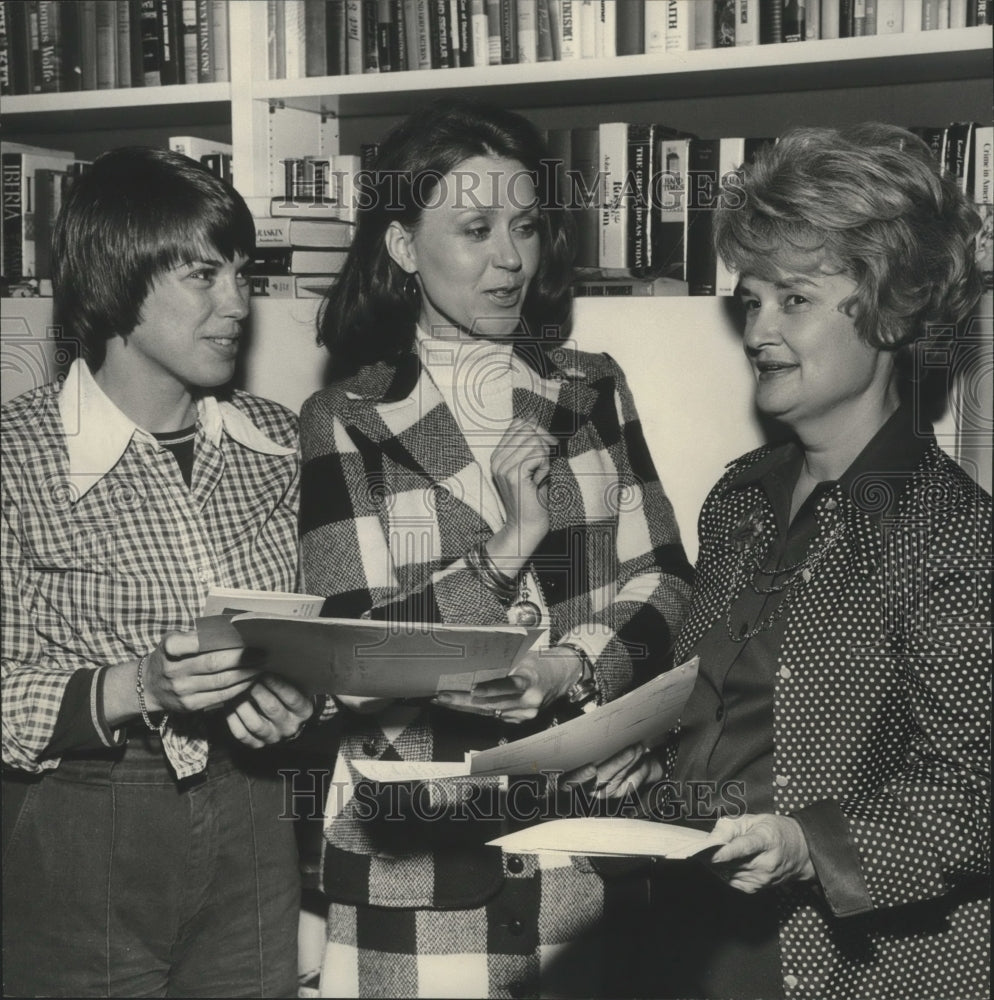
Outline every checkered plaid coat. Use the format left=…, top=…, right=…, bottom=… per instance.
left=299, top=341, right=692, bottom=909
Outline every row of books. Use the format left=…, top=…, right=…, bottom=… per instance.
left=0, top=0, right=229, bottom=96
left=268, top=0, right=991, bottom=78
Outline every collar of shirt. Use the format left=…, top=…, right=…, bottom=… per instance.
left=725, top=403, right=931, bottom=526
left=58, top=358, right=294, bottom=500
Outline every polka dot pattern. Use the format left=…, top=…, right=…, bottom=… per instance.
left=674, top=440, right=991, bottom=999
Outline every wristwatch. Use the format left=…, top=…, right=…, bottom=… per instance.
left=560, top=643, right=597, bottom=707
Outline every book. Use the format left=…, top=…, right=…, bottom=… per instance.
left=598, top=121, right=629, bottom=270
left=645, top=0, right=667, bottom=53
left=255, top=218, right=355, bottom=250
left=665, top=0, right=696, bottom=50
left=36, top=0, right=59, bottom=92
left=715, top=0, right=736, bottom=44
left=5, top=0, right=30, bottom=94
left=653, top=135, right=691, bottom=281
left=761, top=0, right=783, bottom=40
left=783, top=0, right=806, bottom=38
left=498, top=0, right=516, bottom=63
left=304, top=0, right=327, bottom=75
left=806, top=0, right=821, bottom=35
left=95, top=0, right=117, bottom=88
left=534, top=0, right=552, bottom=59
left=345, top=0, right=363, bottom=72
left=517, top=0, right=537, bottom=61
left=685, top=137, right=720, bottom=296
left=210, top=0, right=226, bottom=80
left=195, top=611, right=544, bottom=699
left=735, top=0, right=758, bottom=44
left=158, top=0, right=183, bottom=85
left=876, top=0, right=904, bottom=28
left=249, top=273, right=297, bottom=297
left=627, top=123, right=654, bottom=275
left=973, top=124, right=992, bottom=290
left=945, top=122, right=976, bottom=196
left=615, top=0, right=643, bottom=53
left=289, top=248, right=350, bottom=273
left=2, top=146, right=79, bottom=281
left=202, top=587, right=326, bottom=617
left=570, top=126, right=600, bottom=269
left=326, top=0, right=347, bottom=72
left=140, top=0, right=162, bottom=84
left=57, top=0, right=84, bottom=91
left=179, top=0, right=197, bottom=83
left=0, top=3, right=9, bottom=96
left=694, top=0, right=714, bottom=45
left=572, top=274, right=689, bottom=296
left=27, top=166, right=63, bottom=279
left=374, top=0, right=397, bottom=71
left=715, top=137, right=746, bottom=296
left=283, top=0, right=306, bottom=78
left=195, top=0, right=212, bottom=81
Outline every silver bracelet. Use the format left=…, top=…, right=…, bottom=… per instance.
left=465, top=542, right=518, bottom=602
left=135, top=652, right=168, bottom=734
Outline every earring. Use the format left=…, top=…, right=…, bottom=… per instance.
left=404, top=274, right=419, bottom=301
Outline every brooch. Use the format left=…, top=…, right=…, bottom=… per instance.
left=729, top=506, right=766, bottom=553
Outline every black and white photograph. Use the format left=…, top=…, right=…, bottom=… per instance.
left=2, top=2, right=991, bottom=997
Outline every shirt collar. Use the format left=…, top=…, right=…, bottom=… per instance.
left=59, top=359, right=293, bottom=499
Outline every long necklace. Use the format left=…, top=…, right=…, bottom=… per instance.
left=725, top=507, right=845, bottom=642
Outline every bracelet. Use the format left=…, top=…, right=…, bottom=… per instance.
left=465, top=543, right=518, bottom=602
left=135, top=652, right=168, bottom=735
left=559, top=642, right=597, bottom=706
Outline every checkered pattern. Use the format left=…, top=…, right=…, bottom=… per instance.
left=298, top=342, right=690, bottom=991
left=318, top=856, right=608, bottom=999
left=2, top=378, right=299, bottom=779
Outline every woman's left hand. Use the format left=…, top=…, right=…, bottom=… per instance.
left=225, top=674, right=316, bottom=748
left=433, top=646, right=582, bottom=724
left=707, top=813, right=816, bottom=892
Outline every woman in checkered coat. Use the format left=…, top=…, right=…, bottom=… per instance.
left=298, top=101, right=694, bottom=997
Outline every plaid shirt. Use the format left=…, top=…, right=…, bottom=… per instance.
left=2, top=360, right=299, bottom=779
left=300, top=341, right=694, bottom=910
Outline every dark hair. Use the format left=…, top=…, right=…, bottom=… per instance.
left=714, top=123, right=983, bottom=364
left=317, top=99, right=575, bottom=382
left=52, top=146, right=255, bottom=369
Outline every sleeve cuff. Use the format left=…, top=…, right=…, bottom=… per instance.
left=792, top=798, right=873, bottom=917
left=43, top=667, right=125, bottom=759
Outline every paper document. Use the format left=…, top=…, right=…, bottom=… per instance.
left=488, top=817, right=715, bottom=859
left=344, top=657, right=699, bottom=781
left=202, top=587, right=326, bottom=617
left=195, top=612, right=545, bottom=698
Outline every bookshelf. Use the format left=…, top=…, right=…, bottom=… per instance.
left=2, top=6, right=992, bottom=543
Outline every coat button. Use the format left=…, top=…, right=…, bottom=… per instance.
left=824, top=498, right=838, bottom=511
left=779, top=666, right=792, bottom=680
left=737, top=622, right=749, bottom=639
left=775, top=774, right=789, bottom=787
left=506, top=854, right=525, bottom=875
left=361, top=740, right=377, bottom=757
left=784, top=974, right=799, bottom=990
left=508, top=918, right=524, bottom=935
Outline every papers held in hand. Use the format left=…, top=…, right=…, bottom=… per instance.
left=195, top=610, right=545, bottom=699
left=488, top=818, right=716, bottom=860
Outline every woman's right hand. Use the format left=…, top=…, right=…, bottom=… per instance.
left=561, top=743, right=664, bottom=799
left=488, top=417, right=557, bottom=567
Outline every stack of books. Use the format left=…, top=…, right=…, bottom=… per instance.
left=266, top=0, right=989, bottom=78
left=0, top=1, right=230, bottom=96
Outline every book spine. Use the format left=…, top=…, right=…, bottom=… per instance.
left=615, top=0, right=643, bottom=53
left=37, top=0, right=59, bottom=91
left=570, top=126, right=600, bottom=269
left=2, top=153, right=23, bottom=280
left=590, top=0, right=612, bottom=56
left=973, top=125, right=992, bottom=290
left=557, top=0, right=579, bottom=56
left=6, top=1, right=29, bottom=93
left=450, top=0, right=467, bottom=65
left=472, top=0, right=491, bottom=62
left=692, top=0, right=713, bottom=46
left=401, top=0, right=420, bottom=67
left=157, top=0, right=179, bottom=84
left=250, top=274, right=297, bottom=297
left=180, top=0, right=198, bottom=82
left=79, top=1, right=98, bottom=89
left=393, top=0, right=408, bottom=69
left=196, top=0, right=212, bottom=81
left=25, top=1, right=40, bottom=92
left=414, top=0, right=433, bottom=65
left=735, top=0, right=758, bottom=43
left=304, top=0, right=327, bottom=75
left=645, top=0, right=667, bottom=52
left=375, top=0, right=394, bottom=70
left=820, top=0, right=840, bottom=34
left=714, top=0, right=735, bottom=44
left=210, top=0, right=227, bottom=79
left=902, top=0, right=922, bottom=29
left=30, top=166, right=61, bottom=279
left=950, top=0, right=967, bottom=25
left=499, top=0, right=516, bottom=63
left=783, top=0, right=805, bottom=39
left=598, top=122, right=628, bottom=270
left=653, top=137, right=690, bottom=281
left=486, top=0, right=501, bottom=60
left=945, top=122, right=976, bottom=195
left=875, top=0, right=903, bottom=28
left=116, top=0, right=133, bottom=86
left=283, top=0, right=306, bottom=78
left=96, top=0, right=117, bottom=88
left=864, top=0, right=878, bottom=32
left=627, top=124, right=653, bottom=276
left=57, top=0, right=84, bottom=90
left=0, top=2, right=10, bottom=95
left=805, top=0, right=820, bottom=35
left=517, top=0, right=537, bottom=60
left=345, top=0, right=363, bottom=72
left=686, top=138, right=720, bottom=296
left=921, top=0, right=939, bottom=26
left=362, top=0, right=380, bottom=68
left=716, top=137, right=746, bottom=295
left=666, top=0, right=696, bottom=49
left=140, top=0, right=161, bottom=83
left=577, top=0, right=595, bottom=55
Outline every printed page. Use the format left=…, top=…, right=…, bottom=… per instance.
left=202, top=587, right=326, bottom=617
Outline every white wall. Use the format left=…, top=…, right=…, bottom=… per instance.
left=3, top=294, right=980, bottom=564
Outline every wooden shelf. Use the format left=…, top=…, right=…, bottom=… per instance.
left=1, top=81, right=231, bottom=132
left=252, top=27, right=991, bottom=119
